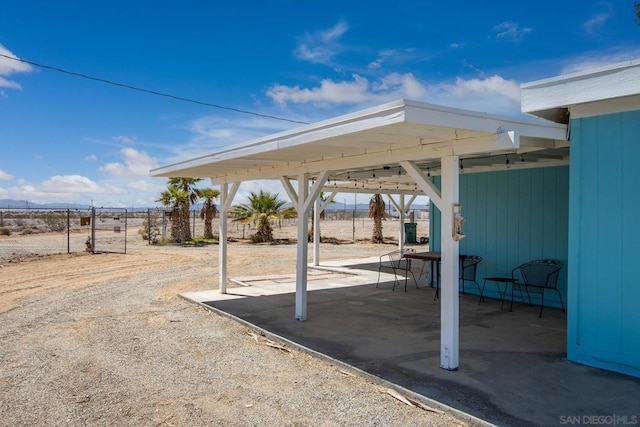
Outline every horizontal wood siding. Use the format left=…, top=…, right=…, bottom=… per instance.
left=568, top=110, right=640, bottom=377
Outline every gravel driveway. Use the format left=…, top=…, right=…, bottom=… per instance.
left=0, top=238, right=468, bottom=426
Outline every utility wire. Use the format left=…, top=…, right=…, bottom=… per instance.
left=0, top=52, right=309, bottom=125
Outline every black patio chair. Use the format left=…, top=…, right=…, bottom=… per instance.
left=376, top=248, right=418, bottom=292
left=511, top=259, right=564, bottom=317
left=433, top=255, right=482, bottom=300
left=460, top=255, right=483, bottom=295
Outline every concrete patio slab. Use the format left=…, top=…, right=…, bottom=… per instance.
left=181, top=257, right=640, bottom=427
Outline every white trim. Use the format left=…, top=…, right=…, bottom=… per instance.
left=521, top=59, right=640, bottom=119
left=570, top=94, right=640, bottom=119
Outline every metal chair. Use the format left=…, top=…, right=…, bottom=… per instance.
left=460, top=255, right=483, bottom=295
left=434, top=255, right=482, bottom=300
left=511, top=259, right=564, bottom=317
left=376, top=249, right=418, bottom=292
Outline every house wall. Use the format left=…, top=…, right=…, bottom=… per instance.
left=567, top=110, right=640, bottom=378
left=429, top=166, right=569, bottom=305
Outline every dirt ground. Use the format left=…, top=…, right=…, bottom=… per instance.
left=0, top=220, right=468, bottom=426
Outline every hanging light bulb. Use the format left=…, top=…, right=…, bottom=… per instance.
left=427, top=168, right=431, bottom=177
left=347, top=172, right=350, bottom=180
left=520, top=154, right=525, bottom=162
left=372, top=169, right=376, bottom=178
left=505, top=154, right=510, bottom=168
left=460, top=159, right=464, bottom=174
left=398, top=166, right=402, bottom=176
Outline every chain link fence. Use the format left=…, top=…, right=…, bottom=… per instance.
left=0, top=208, right=128, bottom=262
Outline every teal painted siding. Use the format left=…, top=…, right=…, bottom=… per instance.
left=568, top=110, right=640, bottom=378
left=429, top=166, right=569, bottom=304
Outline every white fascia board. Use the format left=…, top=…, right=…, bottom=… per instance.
left=150, top=100, right=408, bottom=177
left=521, top=59, right=640, bottom=116
left=404, top=99, right=566, bottom=140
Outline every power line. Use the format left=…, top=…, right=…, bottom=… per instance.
left=0, top=52, right=309, bottom=125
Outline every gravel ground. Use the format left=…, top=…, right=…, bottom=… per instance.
left=0, top=221, right=468, bottom=426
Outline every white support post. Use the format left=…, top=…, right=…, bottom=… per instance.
left=218, top=181, right=240, bottom=294
left=295, top=173, right=310, bottom=321
left=313, top=197, right=320, bottom=266
left=440, top=155, right=460, bottom=370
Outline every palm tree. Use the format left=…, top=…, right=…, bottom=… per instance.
left=368, top=193, right=385, bottom=243
left=157, top=185, right=190, bottom=243
left=158, top=178, right=202, bottom=242
left=230, top=190, right=294, bottom=242
left=199, top=188, right=220, bottom=239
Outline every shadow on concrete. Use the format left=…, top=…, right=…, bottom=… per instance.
left=182, top=258, right=640, bottom=427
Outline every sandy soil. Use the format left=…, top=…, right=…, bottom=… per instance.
left=0, top=220, right=467, bottom=426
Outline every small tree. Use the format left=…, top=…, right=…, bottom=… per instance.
left=368, top=194, right=385, bottom=243
left=157, top=186, right=190, bottom=243
left=157, top=178, right=202, bottom=243
left=199, top=188, right=220, bottom=239
left=230, top=190, right=294, bottom=243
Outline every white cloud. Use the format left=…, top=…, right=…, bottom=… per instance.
left=0, top=44, right=33, bottom=91
left=113, top=135, right=137, bottom=144
left=560, top=48, right=640, bottom=74
left=582, top=3, right=613, bottom=35
left=0, top=175, right=126, bottom=206
left=41, top=175, right=123, bottom=194
left=493, top=21, right=532, bottom=42
left=266, top=72, right=522, bottom=116
left=85, top=154, right=98, bottom=161
left=0, top=169, right=14, bottom=181
left=267, top=74, right=372, bottom=107
left=294, top=20, right=349, bottom=64
left=99, top=147, right=159, bottom=179
left=446, top=75, right=520, bottom=103
left=449, top=42, right=466, bottom=49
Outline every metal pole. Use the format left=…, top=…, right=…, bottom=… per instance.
left=124, top=209, right=128, bottom=254
left=67, top=209, right=70, bottom=254
left=91, top=207, right=96, bottom=254
left=147, top=209, right=151, bottom=245
left=192, top=209, right=196, bottom=238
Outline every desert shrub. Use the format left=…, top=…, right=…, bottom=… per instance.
left=42, top=214, right=66, bottom=232
left=20, top=228, right=35, bottom=235
left=138, top=217, right=161, bottom=242
left=0, top=227, right=11, bottom=236
left=249, top=233, right=268, bottom=243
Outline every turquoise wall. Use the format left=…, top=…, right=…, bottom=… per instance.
left=429, top=166, right=569, bottom=306
left=568, top=111, right=640, bottom=378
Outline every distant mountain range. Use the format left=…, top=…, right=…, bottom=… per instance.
left=0, top=199, right=93, bottom=209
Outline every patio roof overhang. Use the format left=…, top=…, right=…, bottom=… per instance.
left=151, top=99, right=568, bottom=194
left=151, top=98, right=569, bottom=372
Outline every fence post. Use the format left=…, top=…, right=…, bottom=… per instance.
left=91, top=207, right=96, bottom=254
left=147, top=209, right=151, bottom=245
left=124, top=209, right=128, bottom=254
left=67, top=209, right=70, bottom=254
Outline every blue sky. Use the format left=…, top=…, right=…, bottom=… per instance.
left=1, top=1, right=638, bottom=207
